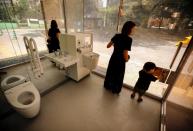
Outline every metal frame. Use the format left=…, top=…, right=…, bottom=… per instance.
left=162, top=37, right=193, bottom=101
left=160, top=37, right=193, bottom=131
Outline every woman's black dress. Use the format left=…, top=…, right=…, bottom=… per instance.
left=47, top=28, right=60, bottom=53
left=104, top=34, right=132, bottom=94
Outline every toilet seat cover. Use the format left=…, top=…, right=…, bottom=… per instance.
left=1, top=75, right=26, bottom=91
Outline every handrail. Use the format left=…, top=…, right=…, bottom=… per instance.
left=23, top=36, right=44, bottom=78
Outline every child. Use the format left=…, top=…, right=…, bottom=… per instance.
left=131, top=62, right=159, bottom=102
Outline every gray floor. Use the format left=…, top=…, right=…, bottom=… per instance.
left=166, top=102, right=193, bottom=131
left=0, top=73, right=161, bottom=131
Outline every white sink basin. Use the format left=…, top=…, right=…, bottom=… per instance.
left=83, top=52, right=99, bottom=70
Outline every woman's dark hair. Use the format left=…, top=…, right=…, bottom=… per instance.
left=143, top=62, right=156, bottom=71
left=121, top=21, right=136, bottom=35
left=51, top=20, right=58, bottom=29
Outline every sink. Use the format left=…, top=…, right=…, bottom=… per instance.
left=83, top=52, right=99, bottom=70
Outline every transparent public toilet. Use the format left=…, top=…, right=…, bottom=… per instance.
left=0, top=0, right=192, bottom=130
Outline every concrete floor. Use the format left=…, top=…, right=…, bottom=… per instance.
left=0, top=72, right=161, bottom=131
left=166, top=101, right=193, bottom=131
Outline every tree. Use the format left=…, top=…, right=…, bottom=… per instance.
left=123, top=0, right=159, bottom=27
left=0, top=6, right=9, bottom=21
left=150, top=0, right=193, bottom=32
left=0, top=1, right=16, bottom=22
left=175, top=0, right=193, bottom=31
left=14, top=0, right=30, bottom=22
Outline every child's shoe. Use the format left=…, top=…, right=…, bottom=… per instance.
left=130, top=94, right=135, bottom=99
left=137, top=98, right=143, bottom=102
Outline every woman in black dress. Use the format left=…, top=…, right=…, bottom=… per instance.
left=47, top=20, right=61, bottom=53
left=104, top=21, right=136, bottom=94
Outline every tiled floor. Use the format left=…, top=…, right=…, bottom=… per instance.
left=0, top=73, right=161, bottom=131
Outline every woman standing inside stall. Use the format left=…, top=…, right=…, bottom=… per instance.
left=104, top=21, right=136, bottom=94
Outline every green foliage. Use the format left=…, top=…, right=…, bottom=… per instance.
left=14, top=0, right=29, bottom=20
left=99, top=6, right=117, bottom=14
left=0, top=6, right=9, bottom=21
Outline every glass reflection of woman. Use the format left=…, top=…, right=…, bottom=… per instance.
left=47, top=20, right=61, bottom=53
left=104, top=21, right=136, bottom=94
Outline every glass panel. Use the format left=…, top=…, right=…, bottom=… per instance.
left=85, top=0, right=193, bottom=98
left=84, top=0, right=119, bottom=67
left=122, top=0, right=192, bottom=98
left=0, top=1, right=18, bottom=60
left=42, top=0, right=65, bottom=32
left=42, top=0, right=83, bottom=33
left=167, top=49, right=193, bottom=109
left=65, top=0, right=83, bottom=33
left=0, top=0, right=47, bottom=68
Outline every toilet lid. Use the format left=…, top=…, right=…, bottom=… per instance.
left=1, top=75, right=26, bottom=91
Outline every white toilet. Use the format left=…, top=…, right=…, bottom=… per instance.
left=1, top=75, right=41, bottom=118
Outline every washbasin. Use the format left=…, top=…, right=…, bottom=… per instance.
left=83, top=52, right=99, bottom=70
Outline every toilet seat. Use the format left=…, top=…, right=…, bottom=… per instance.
left=1, top=75, right=26, bottom=91
left=4, top=81, right=40, bottom=110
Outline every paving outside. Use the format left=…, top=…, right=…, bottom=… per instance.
left=0, top=29, right=47, bottom=59
left=0, top=27, right=186, bottom=98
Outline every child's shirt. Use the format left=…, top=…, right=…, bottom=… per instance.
left=134, top=70, right=157, bottom=90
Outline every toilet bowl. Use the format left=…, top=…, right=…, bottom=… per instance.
left=1, top=75, right=40, bottom=118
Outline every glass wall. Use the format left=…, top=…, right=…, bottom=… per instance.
left=42, top=0, right=83, bottom=33
left=84, top=0, right=193, bottom=98
left=0, top=0, right=46, bottom=68
left=42, top=0, right=64, bottom=32
left=121, top=0, right=189, bottom=98
left=0, top=0, right=83, bottom=68
left=167, top=42, right=193, bottom=109
left=84, top=0, right=119, bottom=67
left=163, top=38, right=193, bottom=131
left=65, top=0, right=83, bottom=33
left=1, top=0, right=192, bottom=99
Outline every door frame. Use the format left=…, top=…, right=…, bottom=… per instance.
left=160, top=37, right=193, bottom=131
left=161, top=37, right=193, bottom=102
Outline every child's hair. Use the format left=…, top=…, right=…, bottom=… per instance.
left=143, top=62, right=156, bottom=71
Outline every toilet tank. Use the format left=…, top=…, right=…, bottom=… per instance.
left=83, top=52, right=99, bottom=70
